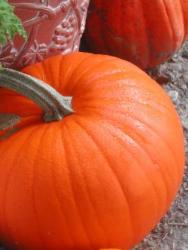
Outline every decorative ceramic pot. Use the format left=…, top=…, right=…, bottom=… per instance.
left=1, top=0, right=89, bottom=69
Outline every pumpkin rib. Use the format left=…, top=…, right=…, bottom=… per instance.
left=62, top=123, right=94, bottom=250
left=62, top=127, right=93, bottom=250
left=100, top=115, right=168, bottom=194
left=74, top=116, right=166, bottom=246
left=76, top=56, right=153, bottom=85
left=59, top=53, right=96, bottom=87
left=102, top=123, right=169, bottom=225
left=123, top=116, right=180, bottom=193
left=84, top=102, right=181, bottom=178
left=88, top=90, right=174, bottom=115
left=32, top=63, right=47, bottom=85
left=78, top=94, right=176, bottom=123
left=128, top=113, right=183, bottom=177
left=73, top=117, right=140, bottom=245
left=64, top=120, right=110, bottom=249
left=103, top=123, right=163, bottom=212
left=53, top=125, right=80, bottom=249
left=162, top=0, right=176, bottom=48
left=136, top=0, right=151, bottom=67
left=103, top=106, right=182, bottom=186
left=163, top=0, right=184, bottom=48
left=41, top=59, right=54, bottom=89
left=104, top=106, right=177, bottom=186
left=70, top=117, right=135, bottom=246
left=180, top=0, right=188, bottom=40
left=2, top=127, right=40, bottom=249
left=9, top=125, right=48, bottom=250
left=63, top=121, right=109, bottom=249
left=74, top=69, right=133, bottom=91
left=131, top=111, right=182, bottom=194
left=140, top=0, right=173, bottom=67
left=179, top=0, right=186, bottom=39
left=67, top=57, right=121, bottom=94
left=69, top=65, right=175, bottom=115
left=48, top=57, right=62, bottom=90
left=58, top=122, right=87, bottom=249
left=73, top=118, right=135, bottom=245
left=58, top=53, right=95, bottom=94
left=104, top=121, right=170, bottom=212
left=159, top=0, right=175, bottom=50
left=31, top=125, right=54, bottom=250
left=79, top=68, right=149, bottom=87
left=5, top=129, right=40, bottom=247
left=56, top=56, right=65, bottom=91
left=81, top=65, right=152, bottom=85
left=128, top=115, right=182, bottom=191
left=45, top=124, right=77, bottom=249
left=52, top=124, right=79, bottom=250
left=0, top=134, right=28, bottom=247
left=80, top=108, right=178, bottom=206
left=76, top=116, right=167, bottom=214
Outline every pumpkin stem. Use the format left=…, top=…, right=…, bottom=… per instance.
left=0, top=68, right=73, bottom=123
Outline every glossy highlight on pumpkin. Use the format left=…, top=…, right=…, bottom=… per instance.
left=83, top=0, right=188, bottom=69
left=0, top=52, right=185, bottom=250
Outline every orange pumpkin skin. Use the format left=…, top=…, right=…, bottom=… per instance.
left=83, top=0, right=188, bottom=69
left=0, top=53, right=185, bottom=250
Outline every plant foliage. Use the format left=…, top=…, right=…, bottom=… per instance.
left=0, top=0, right=27, bottom=45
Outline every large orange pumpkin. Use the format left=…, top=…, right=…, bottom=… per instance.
left=0, top=52, right=185, bottom=250
left=83, top=0, right=188, bottom=69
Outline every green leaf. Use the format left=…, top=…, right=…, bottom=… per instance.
left=0, top=0, right=27, bottom=46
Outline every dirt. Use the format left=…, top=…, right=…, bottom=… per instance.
left=0, top=43, right=188, bottom=250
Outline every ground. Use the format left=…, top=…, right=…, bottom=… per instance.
left=0, top=43, right=188, bottom=250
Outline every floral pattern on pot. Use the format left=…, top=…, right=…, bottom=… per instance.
left=1, top=0, right=89, bottom=69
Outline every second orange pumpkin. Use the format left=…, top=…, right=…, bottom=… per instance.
left=83, top=0, right=188, bottom=69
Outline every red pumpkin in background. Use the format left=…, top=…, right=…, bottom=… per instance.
left=83, top=0, right=188, bottom=69
left=0, top=52, right=185, bottom=250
